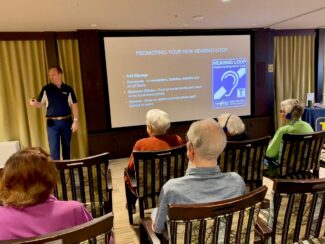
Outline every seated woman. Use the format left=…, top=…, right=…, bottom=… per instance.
left=125, top=109, right=183, bottom=212
left=217, top=113, right=248, bottom=141
left=0, top=147, right=93, bottom=240
left=265, top=98, right=313, bottom=174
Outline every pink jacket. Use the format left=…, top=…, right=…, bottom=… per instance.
left=0, top=195, right=92, bottom=240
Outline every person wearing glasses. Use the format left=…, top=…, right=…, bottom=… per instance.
left=265, top=98, right=313, bottom=175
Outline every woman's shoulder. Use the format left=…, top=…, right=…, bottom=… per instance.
left=164, top=134, right=184, bottom=144
left=47, top=196, right=84, bottom=210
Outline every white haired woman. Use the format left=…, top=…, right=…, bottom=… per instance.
left=217, top=113, right=248, bottom=141
left=124, top=109, right=183, bottom=213
left=265, top=99, right=313, bottom=175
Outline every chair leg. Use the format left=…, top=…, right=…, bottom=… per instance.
left=139, top=221, right=151, bottom=244
left=139, top=201, right=145, bottom=219
left=125, top=182, right=134, bottom=225
left=314, top=169, right=319, bottom=178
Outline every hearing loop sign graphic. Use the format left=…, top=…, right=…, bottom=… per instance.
left=212, top=58, right=248, bottom=108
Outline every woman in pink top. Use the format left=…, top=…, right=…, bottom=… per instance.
left=0, top=147, right=93, bottom=240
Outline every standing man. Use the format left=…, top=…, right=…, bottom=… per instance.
left=29, top=66, right=78, bottom=160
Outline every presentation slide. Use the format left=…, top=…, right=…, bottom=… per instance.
left=104, top=35, right=251, bottom=128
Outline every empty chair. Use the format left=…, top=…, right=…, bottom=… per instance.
left=218, top=136, right=271, bottom=191
left=52, top=152, right=113, bottom=217
left=256, top=179, right=325, bottom=244
left=140, top=185, right=267, bottom=244
left=124, top=144, right=188, bottom=224
left=1, top=212, right=114, bottom=244
left=265, top=131, right=325, bottom=179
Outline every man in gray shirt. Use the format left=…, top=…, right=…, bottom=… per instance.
left=152, top=118, right=246, bottom=234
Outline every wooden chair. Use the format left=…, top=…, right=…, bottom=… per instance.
left=52, top=152, right=113, bottom=218
left=294, top=236, right=325, bottom=244
left=256, top=179, right=325, bottom=244
left=140, top=185, right=267, bottom=244
left=124, top=144, right=188, bottom=224
left=218, top=136, right=271, bottom=192
left=1, top=213, right=114, bottom=244
left=265, top=131, right=325, bottom=179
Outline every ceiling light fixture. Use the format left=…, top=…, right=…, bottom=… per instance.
left=90, top=24, right=97, bottom=27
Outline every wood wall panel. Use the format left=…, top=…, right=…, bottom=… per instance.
left=88, top=116, right=272, bottom=159
left=316, top=29, right=325, bottom=102
left=78, top=29, right=276, bottom=158
left=77, top=30, right=108, bottom=133
left=253, top=29, right=274, bottom=119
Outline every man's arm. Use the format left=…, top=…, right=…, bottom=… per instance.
left=152, top=187, right=169, bottom=234
left=71, top=103, right=79, bottom=133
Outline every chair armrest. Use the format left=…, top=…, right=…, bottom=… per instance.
left=255, top=217, right=272, bottom=240
left=140, top=217, right=161, bottom=244
left=124, top=168, right=137, bottom=188
left=261, top=198, right=270, bottom=209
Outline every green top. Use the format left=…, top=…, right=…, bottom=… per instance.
left=266, top=119, right=314, bottom=160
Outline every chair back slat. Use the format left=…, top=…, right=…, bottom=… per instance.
left=134, top=145, right=188, bottom=217
left=52, top=152, right=112, bottom=218
left=279, top=131, right=325, bottom=177
left=268, top=179, right=325, bottom=244
left=78, top=167, right=86, bottom=203
left=168, top=186, right=267, bottom=244
left=219, top=136, right=271, bottom=191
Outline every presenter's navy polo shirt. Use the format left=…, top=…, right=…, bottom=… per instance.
left=37, top=83, right=77, bottom=117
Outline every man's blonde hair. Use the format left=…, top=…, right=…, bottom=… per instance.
left=146, top=109, right=171, bottom=135
left=187, top=118, right=227, bottom=161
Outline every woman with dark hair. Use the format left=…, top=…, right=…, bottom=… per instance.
left=0, top=147, right=92, bottom=240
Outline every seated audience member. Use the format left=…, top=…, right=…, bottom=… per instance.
left=125, top=108, right=183, bottom=213
left=217, top=113, right=248, bottom=140
left=152, top=118, right=246, bottom=234
left=0, top=147, right=92, bottom=240
left=265, top=99, right=313, bottom=174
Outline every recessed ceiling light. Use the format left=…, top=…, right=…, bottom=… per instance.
left=90, top=24, right=97, bottom=27
left=193, top=15, right=204, bottom=20
left=221, top=0, right=232, bottom=2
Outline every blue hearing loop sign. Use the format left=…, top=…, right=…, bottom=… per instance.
left=212, top=58, right=248, bottom=109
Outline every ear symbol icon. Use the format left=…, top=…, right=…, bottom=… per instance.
left=213, top=67, right=246, bottom=100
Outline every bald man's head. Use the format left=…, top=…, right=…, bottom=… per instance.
left=187, top=118, right=227, bottom=161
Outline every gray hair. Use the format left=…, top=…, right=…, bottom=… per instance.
left=217, top=113, right=245, bottom=136
left=145, top=109, right=170, bottom=135
left=187, top=118, right=227, bottom=161
left=280, top=99, right=304, bottom=121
